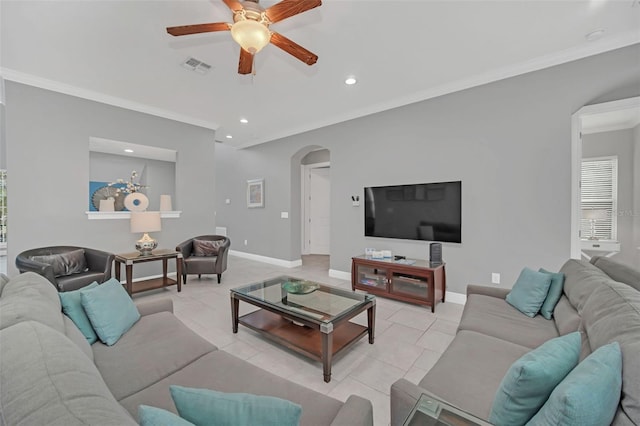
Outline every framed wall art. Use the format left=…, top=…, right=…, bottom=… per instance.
left=247, top=179, right=264, bottom=208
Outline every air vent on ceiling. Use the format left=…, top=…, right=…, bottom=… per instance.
left=182, top=57, right=212, bottom=74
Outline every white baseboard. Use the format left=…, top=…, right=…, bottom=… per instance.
left=229, top=250, right=302, bottom=268
left=329, top=268, right=466, bottom=305
left=329, top=269, right=351, bottom=281
left=445, top=291, right=466, bottom=305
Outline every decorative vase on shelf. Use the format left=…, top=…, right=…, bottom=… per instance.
left=124, top=192, right=149, bottom=212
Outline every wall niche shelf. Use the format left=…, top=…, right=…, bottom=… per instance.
left=86, top=211, right=181, bottom=220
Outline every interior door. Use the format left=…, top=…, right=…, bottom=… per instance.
left=309, top=167, right=330, bottom=254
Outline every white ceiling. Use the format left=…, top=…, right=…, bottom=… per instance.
left=2, top=0, right=640, bottom=148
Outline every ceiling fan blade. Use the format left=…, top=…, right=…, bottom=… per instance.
left=222, top=0, right=244, bottom=13
left=270, top=32, right=318, bottom=65
left=265, top=0, right=322, bottom=24
left=238, top=48, right=254, bottom=74
left=167, top=22, right=231, bottom=36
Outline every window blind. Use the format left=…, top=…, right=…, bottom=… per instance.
left=580, top=157, right=617, bottom=240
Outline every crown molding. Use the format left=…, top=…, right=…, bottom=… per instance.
left=0, top=68, right=219, bottom=131
left=238, top=31, right=640, bottom=148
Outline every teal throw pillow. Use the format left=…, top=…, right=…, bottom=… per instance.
left=139, top=405, right=195, bottom=426
left=59, top=281, right=99, bottom=344
left=527, top=342, right=622, bottom=426
left=489, top=332, right=581, bottom=426
left=170, top=385, right=302, bottom=426
left=538, top=268, right=565, bottom=320
left=80, top=278, right=140, bottom=346
left=506, top=268, right=553, bottom=317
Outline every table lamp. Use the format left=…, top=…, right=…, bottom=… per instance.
left=130, top=211, right=161, bottom=255
left=582, top=208, right=607, bottom=240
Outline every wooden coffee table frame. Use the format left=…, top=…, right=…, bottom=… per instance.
left=230, top=287, right=376, bottom=383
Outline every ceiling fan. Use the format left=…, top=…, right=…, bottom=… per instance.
left=167, top=0, right=321, bottom=75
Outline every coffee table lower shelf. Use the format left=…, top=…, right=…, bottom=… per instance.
left=239, top=310, right=368, bottom=365
left=130, top=277, right=178, bottom=294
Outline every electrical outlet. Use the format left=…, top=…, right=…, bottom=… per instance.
left=244, top=240, right=248, bottom=246
left=492, top=273, right=501, bottom=285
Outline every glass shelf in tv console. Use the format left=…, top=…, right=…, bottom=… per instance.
left=351, top=255, right=446, bottom=313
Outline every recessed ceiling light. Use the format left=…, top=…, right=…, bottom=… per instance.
left=345, top=77, right=357, bottom=85
left=240, top=118, right=249, bottom=124
left=585, top=28, right=605, bottom=41
left=226, top=135, right=233, bottom=139
left=124, top=149, right=134, bottom=153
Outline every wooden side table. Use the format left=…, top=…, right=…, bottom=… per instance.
left=114, top=248, right=183, bottom=296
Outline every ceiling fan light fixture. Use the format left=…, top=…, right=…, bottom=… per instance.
left=231, top=19, right=271, bottom=54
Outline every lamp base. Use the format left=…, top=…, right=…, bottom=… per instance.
left=136, top=233, right=158, bottom=256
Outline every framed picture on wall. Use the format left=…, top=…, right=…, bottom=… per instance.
left=247, top=179, right=264, bottom=208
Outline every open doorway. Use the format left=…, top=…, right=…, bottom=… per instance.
left=571, top=96, right=640, bottom=266
left=301, top=149, right=330, bottom=265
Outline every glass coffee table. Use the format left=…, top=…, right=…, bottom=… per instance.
left=230, top=276, right=376, bottom=382
left=404, top=393, right=492, bottom=426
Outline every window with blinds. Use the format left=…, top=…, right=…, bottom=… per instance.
left=580, top=157, right=617, bottom=240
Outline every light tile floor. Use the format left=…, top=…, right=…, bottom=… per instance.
left=132, top=255, right=463, bottom=426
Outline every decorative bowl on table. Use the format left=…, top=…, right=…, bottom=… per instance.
left=282, top=280, right=320, bottom=294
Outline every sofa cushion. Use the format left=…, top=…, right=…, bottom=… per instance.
left=30, top=248, right=88, bottom=277
left=528, top=342, right=622, bottom=426
left=139, top=405, right=195, bottom=426
left=0, top=321, right=136, bottom=426
left=505, top=268, right=552, bottom=317
left=118, top=350, right=344, bottom=426
left=458, top=294, right=559, bottom=349
left=170, top=385, right=302, bottom=426
left=62, top=314, right=94, bottom=361
left=488, top=332, right=581, bottom=426
left=81, top=278, right=140, bottom=345
left=559, top=258, right=612, bottom=314
left=538, top=268, right=565, bottom=320
left=92, top=311, right=216, bottom=401
left=59, top=281, right=99, bottom=343
left=0, top=271, right=65, bottom=334
left=0, top=273, right=9, bottom=294
left=590, top=256, right=640, bottom=291
left=418, top=330, right=530, bottom=420
left=581, top=280, right=640, bottom=424
left=552, top=295, right=581, bottom=336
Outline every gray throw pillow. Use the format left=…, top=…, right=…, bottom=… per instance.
left=193, top=240, right=223, bottom=257
left=30, top=249, right=88, bottom=277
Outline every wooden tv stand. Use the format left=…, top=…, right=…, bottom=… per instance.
left=351, top=255, right=446, bottom=312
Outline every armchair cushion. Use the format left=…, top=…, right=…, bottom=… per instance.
left=193, top=239, right=223, bottom=257
left=30, top=249, right=88, bottom=277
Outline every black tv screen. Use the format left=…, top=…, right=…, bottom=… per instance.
left=364, top=181, right=462, bottom=243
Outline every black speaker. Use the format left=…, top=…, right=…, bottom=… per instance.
left=429, top=243, right=442, bottom=264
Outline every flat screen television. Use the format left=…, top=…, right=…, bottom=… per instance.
left=364, top=181, right=462, bottom=243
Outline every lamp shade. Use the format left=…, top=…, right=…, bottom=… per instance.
left=583, top=209, right=608, bottom=220
left=130, top=211, right=161, bottom=233
left=230, top=19, right=271, bottom=53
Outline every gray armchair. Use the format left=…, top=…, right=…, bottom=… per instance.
left=176, top=235, right=230, bottom=284
left=15, top=246, right=114, bottom=292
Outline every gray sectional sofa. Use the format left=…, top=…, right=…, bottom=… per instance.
left=391, top=256, right=640, bottom=426
left=0, top=272, right=373, bottom=426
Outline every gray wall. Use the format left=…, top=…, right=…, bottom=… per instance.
left=635, top=124, right=640, bottom=266
left=90, top=152, right=176, bottom=211
left=302, top=149, right=330, bottom=165
left=215, top=44, right=640, bottom=294
left=5, top=82, right=216, bottom=277
left=582, top=128, right=636, bottom=265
